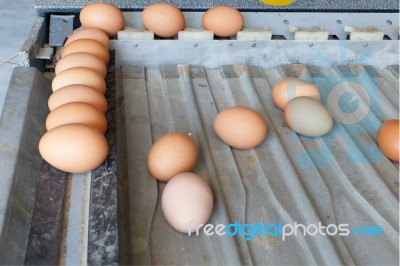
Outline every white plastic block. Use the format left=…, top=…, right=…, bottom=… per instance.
left=349, top=31, right=384, bottom=40
left=237, top=28, right=272, bottom=41
left=345, top=26, right=384, bottom=40
left=290, top=26, right=329, bottom=40
left=178, top=28, right=214, bottom=40
left=117, top=27, right=154, bottom=40
left=294, top=31, right=329, bottom=40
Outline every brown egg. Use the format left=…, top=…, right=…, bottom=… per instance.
left=39, top=123, right=108, bottom=173
left=214, top=106, right=268, bottom=149
left=162, top=172, right=213, bottom=233
left=61, top=39, right=109, bottom=64
left=147, top=132, right=197, bottom=181
left=272, top=77, right=320, bottom=111
left=46, top=102, right=107, bottom=134
left=65, top=27, right=110, bottom=49
left=55, top=52, right=107, bottom=77
left=48, top=84, right=107, bottom=114
left=80, top=2, right=125, bottom=37
left=377, top=119, right=399, bottom=162
left=202, top=6, right=244, bottom=37
left=52, top=67, right=106, bottom=94
left=141, top=3, right=185, bottom=38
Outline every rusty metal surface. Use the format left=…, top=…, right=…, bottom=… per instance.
left=87, top=51, right=119, bottom=265
left=24, top=162, right=67, bottom=265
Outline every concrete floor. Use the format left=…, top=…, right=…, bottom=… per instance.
left=0, top=1, right=36, bottom=116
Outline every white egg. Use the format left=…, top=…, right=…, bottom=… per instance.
left=285, top=97, right=333, bottom=137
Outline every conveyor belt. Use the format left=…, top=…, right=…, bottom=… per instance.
left=118, top=63, right=399, bottom=265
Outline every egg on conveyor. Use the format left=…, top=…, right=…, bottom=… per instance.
left=46, top=102, right=107, bottom=134
left=79, top=2, right=125, bottom=37
left=214, top=106, right=268, bottom=149
left=39, top=124, right=108, bottom=173
left=55, top=52, right=107, bottom=78
left=202, top=6, right=244, bottom=37
left=162, top=172, right=214, bottom=233
left=272, top=77, right=321, bottom=111
left=64, top=27, right=110, bottom=49
left=48, top=84, right=108, bottom=114
left=284, top=97, right=333, bottom=137
left=141, top=3, right=185, bottom=38
left=377, top=119, right=399, bottom=162
left=52, top=67, right=106, bottom=94
left=61, top=39, right=110, bottom=64
left=147, top=132, right=198, bottom=182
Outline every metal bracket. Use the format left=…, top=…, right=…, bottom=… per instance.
left=35, top=45, right=54, bottom=60
left=49, top=15, right=75, bottom=47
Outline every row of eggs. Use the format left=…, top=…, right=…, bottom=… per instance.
left=142, top=3, right=244, bottom=38
left=39, top=4, right=115, bottom=173
left=69, top=1, right=246, bottom=39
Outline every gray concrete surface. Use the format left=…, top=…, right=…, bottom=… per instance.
left=0, top=1, right=36, bottom=117
left=0, top=67, right=52, bottom=265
